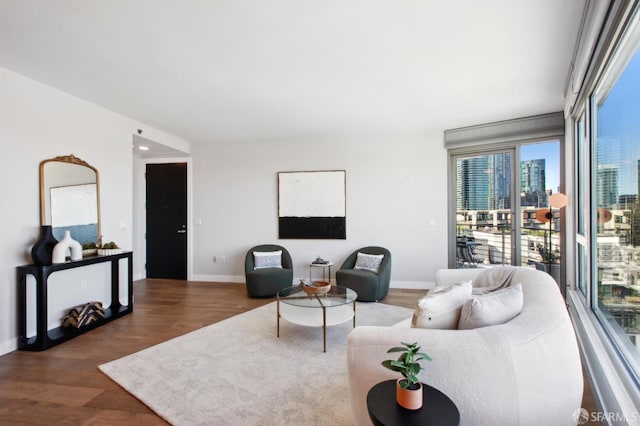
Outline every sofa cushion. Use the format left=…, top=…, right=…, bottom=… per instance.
left=411, top=280, right=472, bottom=329
left=253, top=250, right=283, bottom=269
left=458, top=283, right=523, bottom=329
left=354, top=252, right=384, bottom=273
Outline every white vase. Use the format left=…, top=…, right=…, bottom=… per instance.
left=52, top=231, right=83, bottom=263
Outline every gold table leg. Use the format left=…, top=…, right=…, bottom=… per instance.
left=322, top=306, right=327, bottom=352
left=353, top=300, right=356, bottom=327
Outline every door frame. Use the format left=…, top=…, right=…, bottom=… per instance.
left=448, top=146, right=520, bottom=268
left=133, top=156, right=193, bottom=281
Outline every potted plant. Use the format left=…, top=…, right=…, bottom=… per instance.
left=534, top=244, right=561, bottom=286
left=97, top=241, right=121, bottom=256
left=381, top=341, right=431, bottom=410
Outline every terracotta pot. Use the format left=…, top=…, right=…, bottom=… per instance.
left=396, top=379, right=423, bottom=410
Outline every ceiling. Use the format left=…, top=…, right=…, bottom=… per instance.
left=0, top=1, right=585, bottom=149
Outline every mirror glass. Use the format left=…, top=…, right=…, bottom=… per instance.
left=40, top=155, right=100, bottom=245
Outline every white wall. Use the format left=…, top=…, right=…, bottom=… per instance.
left=0, top=67, right=190, bottom=355
left=190, top=135, right=449, bottom=287
left=0, top=65, right=448, bottom=356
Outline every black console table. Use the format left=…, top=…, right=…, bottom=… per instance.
left=17, top=251, right=133, bottom=351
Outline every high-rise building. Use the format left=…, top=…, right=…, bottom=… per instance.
left=456, top=153, right=511, bottom=210
left=490, top=153, right=511, bottom=209
left=597, top=164, right=619, bottom=208
left=457, top=156, right=489, bottom=210
left=521, top=159, right=547, bottom=207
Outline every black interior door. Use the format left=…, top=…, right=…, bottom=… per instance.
left=146, top=163, right=187, bottom=279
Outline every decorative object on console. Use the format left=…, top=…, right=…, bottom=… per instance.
left=62, top=301, right=105, bottom=328
left=97, top=241, right=122, bottom=256
left=52, top=230, right=82, bottom=263
left=381, top=341, right=432, bottom=410
left=31, top=225, right=59, bottom=266
left=82, top=242, right=97, bottom=257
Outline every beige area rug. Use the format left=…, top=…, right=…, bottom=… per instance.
left=99, top=301, right=413, bottom=426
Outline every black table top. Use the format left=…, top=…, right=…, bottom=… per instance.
left=366, top=380, right=460, bottom=426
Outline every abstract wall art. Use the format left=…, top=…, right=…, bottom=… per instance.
left=278, top=170, right=346, bottom=239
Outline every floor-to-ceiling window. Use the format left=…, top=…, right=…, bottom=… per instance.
left=569, top=2, right=640, bottom=411
left=449, top=138, right=562, bottom=278
left=591, top=26, right=640, bottom=379
left=453, top=150, right=513, bottom=267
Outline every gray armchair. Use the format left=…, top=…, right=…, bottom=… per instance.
left=336, top=246, right=391, bottom=302
left=244, top=244, right=294, bottom=298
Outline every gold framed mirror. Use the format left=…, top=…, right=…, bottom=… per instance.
left=39, top=154, right=101, bottom=245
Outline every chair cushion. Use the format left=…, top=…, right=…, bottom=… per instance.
left=253, top=250, right=282, bottom=269
left=354, top=252, right=384, bottom=273
left=458, top=283, right=523, bottom=329
left=411, top=280, right=472, bottom=329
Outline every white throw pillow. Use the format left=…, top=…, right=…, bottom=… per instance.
left=458, top=283, right=524, bottom=330
left=353, top=252, right=384, bottom=273
left=411, top=280, right=472, bottom=329
left=253, top=250, right=283, bottom=269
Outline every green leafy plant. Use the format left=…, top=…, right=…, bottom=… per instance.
left=381, top=341, right=431, bottom=389
left=102, top=241, right=119, bottom=249
left=82, top=242, right=97, bottom=249
left=537, top=244, right=560, bottom=264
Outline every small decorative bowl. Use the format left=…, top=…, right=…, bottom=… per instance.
left=302, top=281, right=331, bottom=296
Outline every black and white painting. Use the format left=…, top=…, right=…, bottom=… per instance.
left=278, top=170, right=346, bottom=239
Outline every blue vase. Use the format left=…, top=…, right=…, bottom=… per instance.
left=31, top=225, right=58, bottom=266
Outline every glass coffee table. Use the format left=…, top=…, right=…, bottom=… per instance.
left=276, top=285, right=357, bottom=352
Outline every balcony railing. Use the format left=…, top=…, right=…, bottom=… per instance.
left=455, top=223, right=560, bottom=269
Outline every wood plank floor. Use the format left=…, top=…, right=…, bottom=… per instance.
left=0, top=280, right=597, bottom=425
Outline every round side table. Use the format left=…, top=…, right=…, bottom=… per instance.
left=366, top=380, right=460, bottom=426
left=309, top=261, right=333, bottom=283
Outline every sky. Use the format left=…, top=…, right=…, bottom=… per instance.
left=596, top=46, right=640, bottom=195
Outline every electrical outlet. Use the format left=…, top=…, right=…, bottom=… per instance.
left=220, top=256, right=226, bottom=263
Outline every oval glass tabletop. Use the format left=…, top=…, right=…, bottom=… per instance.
left=277, top=285, right=357, bottom=308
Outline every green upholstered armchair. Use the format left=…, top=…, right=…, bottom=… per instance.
left=244, top=244, right=294, bottom=298
left=336, top=246, right=391, bottom=302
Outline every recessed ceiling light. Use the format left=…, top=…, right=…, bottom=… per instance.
left=138, top=145, right=149, bottom=151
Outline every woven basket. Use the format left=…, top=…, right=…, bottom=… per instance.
left=302, top=281, right=331, bottom=295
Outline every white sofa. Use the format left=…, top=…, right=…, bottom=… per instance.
left=347, top=267, right=583, bottom=426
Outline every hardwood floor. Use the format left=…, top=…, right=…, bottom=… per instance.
left=0, top=281, right=597, bottom=425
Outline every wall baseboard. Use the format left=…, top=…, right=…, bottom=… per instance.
left=390, top=281, right=434, bottom=290
left=190, top=274, right=245, bottom=283
left=187, top=274, right=433, bottom=290
left=0, top=339, right=17, bottom=357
